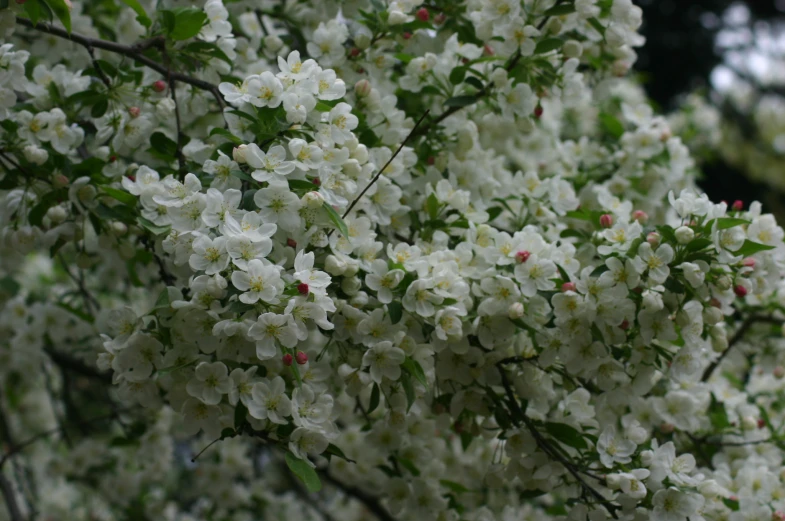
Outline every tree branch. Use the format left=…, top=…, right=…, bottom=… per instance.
left=701, top=314, right=783, bottom=382
left=321, top=471, right=395, bottom=521
left=15, top=17, right=225, bottom=109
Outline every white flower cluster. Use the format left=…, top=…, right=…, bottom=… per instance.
left=3, top=1, right=785, bottom=521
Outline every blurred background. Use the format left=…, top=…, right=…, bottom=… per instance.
left=633, top=0, right=785, bottom=216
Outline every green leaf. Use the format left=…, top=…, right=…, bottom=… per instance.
left=707, top=393, right=730, bottom=430
left=0, top=0, right=8, bottom=9
left=325, top=443, right=354, bottom=463
left=449, top=66, right=467, bottom=85
left=716, top=217, right=750, bottom=230
left=544, top=422, right=588, bottom=450
left=323, top=202, right=348, bottom=237
left=426, top=193, right=441, bottom=220
left=23, top=0, right=44, bottom=26
left=544, top=3, right=577, bottom=16
left=388, top=301, right=403, bottom=324
left=440, top=479, right=469, bottom=493
left=733, top=240, right=776, bottom=257
left=46, top=0, right=71, bottom=32
left=685, top=237, right=712, bottom=252
left=598, top=112, right=625, bottom=138
left=368, top=383, right=380, bottom=414
left=120, top=0, right=151, bottom=27
left=444, top=95, right=480, bottom=108
left=722, top=497, right=739, bottom=511
left=288, top=179, right=319, bottom=192
left=230, top=169, right=255, bottom=183
left=0, top=276, right=20, bottom=297
left=91, top=98, right=109, bottom=118
left=285, top=452, right=322, bottom=493
left=234, top=403, right=247, bottom=430
left=587, top=17, right=606, bottom=35
left=150, top=132, right=177, bottom=158
left=402, top=357, right=427, bottom=388
left=102, top=186, right=137, bottom=206
left=465, top=76, right=485, bottom=90
left=183, top=41, right=232, bottom=64
left=397, top=456, right=420, bottom=476
left=156, top=358, right=197, bottom=375
left=534, top=38, right=563, bottom=54
left=29, top=189, right=66, bottom=227
left=153, top=288, right=170, bottom=310
left=209, top=127, right=242, bottom=144
left=164, top=8, right=207, bottom=41
left=486, top=206, right=503, bottom=221
left=137, top=216, right=171, bottom=236
left=401, top=372, right=415, bottom=412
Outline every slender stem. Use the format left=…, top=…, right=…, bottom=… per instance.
left=15, top=17, right=225, bottom=109
left=334, top=110, right=430, bottom=226
left=321, top=471, right=395, bottom=521
left=701, top=314, right=782, bottom=382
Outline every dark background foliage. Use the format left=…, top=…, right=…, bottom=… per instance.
left=633, top=0, right=785, bottom=207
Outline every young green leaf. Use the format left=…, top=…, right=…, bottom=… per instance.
left=285, top=452, right=322, bottom=493
left=323, top=202, right=349, bottom=237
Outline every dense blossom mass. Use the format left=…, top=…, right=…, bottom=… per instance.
left=1, top=1, right=785, bottom=521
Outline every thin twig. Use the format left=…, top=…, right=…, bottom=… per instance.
left=701, top=314, right=782, bottom=382
left=332, top=110, right=430, bottom=231
left=16, top=17, right=225, bottom=109
left=321, top=471, right=395, bottom=521
left=85, top=45, right=111, bottom=88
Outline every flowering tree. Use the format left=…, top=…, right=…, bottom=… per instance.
left=2, top=1, right=785, bottom=520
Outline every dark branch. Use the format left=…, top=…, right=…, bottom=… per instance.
left=701, top=314, right=783, bottom=382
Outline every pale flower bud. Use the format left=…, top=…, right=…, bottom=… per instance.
left=263, top=34, right=284, bottom=52
left=639, top=450, right=654, bottom=466
left=354, top=32, right=371, bottom=49
left=355, top=79, right=372, bottom=97
left=563, top=40, right=583, bottom=59
left=302, top=191, right=325, bottom=208
left=674, top=226, right=694, bottom=244
left=325, top=255, right=347, bottom=276
left=46, top=205, right=67, bottom=224
left=703, top=306, right=723, bottom=325
left=715, top=275, right=732, bottom=291
left=23, top=145, right=48, bottom=165
left=350, top=291, right=369, bottom=307
left=741, top=415, right=757, bottom=431
left=111, top=221, right=128, bottom=237
left=388, top=9, right=408, bottom=25
left=508, top=302, right=524, bottom=320
left=118, top=242, right=136, bottom=260
left=605, top=474, right=621, bottom=489
left=341, top=276, right=361, bottom=296
left=233, top=144, right=248, bottom=164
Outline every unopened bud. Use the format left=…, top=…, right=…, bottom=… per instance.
left=632, top=210, right=648, bottom=223
left=508, top=302, right=524, bottom=320
left=286, top=238, right=297, bottom=248
left=355, top=79, right=372, bottom=97
left=646, top=232, right=660, bottom=246
left=152, top=80, right=166, bottom=93
left=732, top=200, right=744, bottom=211
left=46, top=205, right=67, bottom=224
left=561, top=282, right=576, bottom=292
left=302, top=191, right=324, bottom=208
left=263, top=34, right=284, bottom=52
left=434, top=13, right=446, bottom=25
left=282, top=354, right=293, bottom=366
left=111, top=221, right=128, bottom=237
left=563, top=40, right=583, bottom=59
left=734, top=285, right=748, bottom=298
left=599, top=214, right=613, bottom=228
left=534, top=105, right=544, bottom=119
left=674, top=226, right=694, bottom=244
left=660, top=422, right=674, bottom=434
left=127, top=106, right=141, bottom=118
left=388, top=10, right=408, bottom=25
left=703, top=306, right=723, bottom=325
left=416, top=7, right=429, bottom=21
left=742, top=257, right=756, bottom=268
left=741, top=415, right=757, bottom=431
left=515, top=250, right=531, bottom=263
left=233, top=144, right=248, bottom=164
left=295, top=351, right=308, bottom=365
left=52, top=174, right=69, bottom=188
left=297, top=283, right=309, bottom=296
left=775, top=366, right=785, bottom=379
left=715, top=275, right=732, bottom=291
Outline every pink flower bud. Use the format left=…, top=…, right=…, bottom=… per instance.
left=774, top=366, right=785, bottom=379
left=297, top=283, right=309, bottom=296
left=515, top=250, right=531, bottom=263
left=561, top=282, right=576, bottom=292
left=52, top=174, right=69, bottom=188
left=434, top=13, right=446, bottom=25
left=295, top=351, right=308, bottom=365
left=282, top=354, right=293, bottom=366
left=599, top=214, right=613, bottom=228
left=483, top=44, right=494, bottom=56
left=287, top=238, right=297, bottom=248
left=349, top=47, right=361, bottom=57
left=354, top=79, right=371, bottom=97
left=758, top=418, right=766, bottom=429
left=534, top=105, right=544, bottom=119
left=734, top=285, right=748, bottom=298
left=152, top=80, right=166, bottom=92
left=620, top=319, right=630, bottom=330
left=312, top=177, right=321, bottom=186
left=402, top=32, right=412, bottom=40
left=128, top=106, right=141, bottom=118
left=416, top=7, right=429, bottom=21
left=660, top=422, right=675, bottom=434
left=742, top=257, right=756, bottom=268
left=731, top=200, right=744, bottom=211
left=773, top=511, right=785, bottom=521
left=632, top=210, right=648, bottom=223
left=646, top=232, right=660, bottom=246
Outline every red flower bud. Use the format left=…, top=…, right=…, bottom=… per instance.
left=128, top=106, right=141, bottom=118
left=287, top=238, right=297, bottom=248
left=732, top=200, right=744, bottom=211
left=534, top=105, right=544, bottom=119
left=483, top=44, right=494, bottom=56
left=282, top=354, right=293, bottom=366
left=434, top=13, right=446, bottom=25
left=758, top=418, right=766, bottom=429
left=515, top=250, right=531, bottom=263
left=416, top=7, right=429, bottom=21
left=297, top=283, right=309, bottom=296
left=349, top=47, right=361, bottom=57
left=620, top=319, right=630, bottom=330
left=312, top=177, right=321, bottom=186
left=632, top=210, right=648, bottom=223
left=402, top=32, right=412, bottom=40
left=561, top=282, right=576, bottom=292
left=427, top=156, right=435, bottom=165
left=734, top=285, right=748, bottom=298
left=152, top=80, right=166, bottom=93
left=295, top=351, right=308, bottom=365
left=599, top=214, right=614, bottom=228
